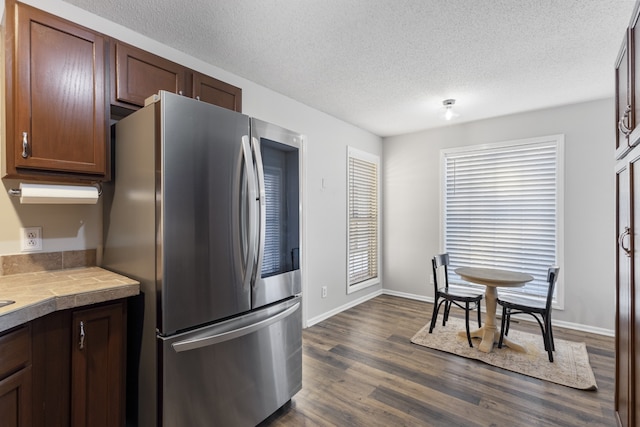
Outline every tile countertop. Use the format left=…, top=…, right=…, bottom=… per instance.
left=0, top=266, right=140, bottom=333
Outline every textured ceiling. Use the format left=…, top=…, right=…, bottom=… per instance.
left=63, top=0, right=636, bottom=136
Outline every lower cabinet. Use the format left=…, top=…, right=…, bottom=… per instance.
left=616, top=148, right=640, bottom=427
left=71, top=303, right=125, bottom=427
left=0, top=366, right=32, bottom=427
left=0, top=325, right=32, bottom=427
left=31, top=300, right=126, bottom=427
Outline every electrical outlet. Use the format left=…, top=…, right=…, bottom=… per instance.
left=321, top=286, right=327, bottom=298
left=21, top=227, right=42, bottom=252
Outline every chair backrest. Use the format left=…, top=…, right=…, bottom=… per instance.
left=545, top=266, right=560, bottom=312
left=431, top=253, right=450, bottom=292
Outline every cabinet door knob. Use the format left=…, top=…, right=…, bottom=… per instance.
left=79, top=320, right=85, bottom=350
left=21, top=132, right=29, bottom=158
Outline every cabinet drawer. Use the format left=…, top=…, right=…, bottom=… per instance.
left=0, top=326, right=31, bottom=379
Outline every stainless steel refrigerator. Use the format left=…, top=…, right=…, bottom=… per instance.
left=102, top=90, right=302, bottom=427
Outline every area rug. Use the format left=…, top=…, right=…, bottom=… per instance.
left=410, top=317, right=598, bottom=390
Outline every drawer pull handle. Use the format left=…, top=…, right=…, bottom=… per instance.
left=21, top=132, right=29, bottom=158
left=79, top=321, right=85, bottom=350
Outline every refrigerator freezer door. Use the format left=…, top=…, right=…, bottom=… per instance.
left=160, top=295, right=302, bottom=427
left=159, top=92, right=253, bottom=335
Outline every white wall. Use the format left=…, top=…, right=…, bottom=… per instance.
left=383, top=99, right=615, bottom=333
left=4, top=0, right=383, bottom=324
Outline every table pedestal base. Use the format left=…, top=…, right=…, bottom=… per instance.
left=452, top=267, right=534, bottom=354
left=457, top=326, right=526, bottom=353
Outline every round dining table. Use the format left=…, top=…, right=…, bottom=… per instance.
left=455, top=266, right=534, bottom=353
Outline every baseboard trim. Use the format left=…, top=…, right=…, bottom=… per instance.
left=305, top=289, right=614, bottom=337
left=306, top=289, right=383, bottom=327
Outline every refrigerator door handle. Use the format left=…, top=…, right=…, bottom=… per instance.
left=171, top=302, right=300, bottom=353
left=241, top=135, right=258, bottom=291
left=251, top=136, right=266, bottom=281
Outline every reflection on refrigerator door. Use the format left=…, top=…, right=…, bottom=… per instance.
left=160, top=296, right=302, bottom=427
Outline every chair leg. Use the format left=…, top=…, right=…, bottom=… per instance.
left=465, top=302, right=473, bottom=347
left=429, top=296, right=442, bottom=333
left=443, top=301, right=451, bottom=326
left=529, top=315, right=554, bottom=361
left=498, top=306, right=507, bottom=349
left=476, top=301, right=482, bottom=328
left=544, top=313, right=554, bottom=362
left=546, top=315, right=555, bottom=351
left=544, top=324, right=554, bottom=362
left=505, top=309, right=511, bottom=336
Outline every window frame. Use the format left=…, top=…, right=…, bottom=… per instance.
left=346, top=146, right=381, bottom=294
left=439, top=134, right=565, bottom=309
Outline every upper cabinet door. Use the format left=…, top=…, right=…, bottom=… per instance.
left=617, top=5, right=640, bottom=160
left=631, top=8, right=640, bottom=146
left=111, top=41, right=242, bottom=114
left=111, top=41, right=187, bottom=108
left=192, top=71, right=242, bottom=112
left=9, top=2, right=107, bottom=177
left=616, top=33, right=632, bottom=159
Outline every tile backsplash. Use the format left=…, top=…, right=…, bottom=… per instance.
left=0, top=249, right=97, bottom=276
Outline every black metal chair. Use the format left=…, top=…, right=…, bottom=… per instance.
left=497, top=266, right=560, bottom=362
left=429, top=253, right=483, bottom=347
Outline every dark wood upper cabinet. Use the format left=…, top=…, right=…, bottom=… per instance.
left=192, top=71, right=242, bottom=112
left=3, top=2, right=241, bottom=181
left=111, top=41, right=187, bottom=109
left=111, top=41, right=242, bottom=115
left=617, top=6, right=640, bottom=160
left=5, top=0, right=108, bottom=179
left=616, top=34, right=631, bottom=159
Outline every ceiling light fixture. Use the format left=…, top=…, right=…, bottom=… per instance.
left=442, top=99, right=459, bottom=121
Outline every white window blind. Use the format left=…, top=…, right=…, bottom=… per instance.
left=442, top=136, right=562, bottom=300
left=347, top=147, right=379, bottom=290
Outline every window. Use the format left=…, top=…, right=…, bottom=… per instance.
left=347, top=147, right=380, bottom=293
left=441, top=135, right=564, bottom=307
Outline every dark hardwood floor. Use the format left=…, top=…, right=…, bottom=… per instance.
left=261, top=294, right=616, bottom=427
